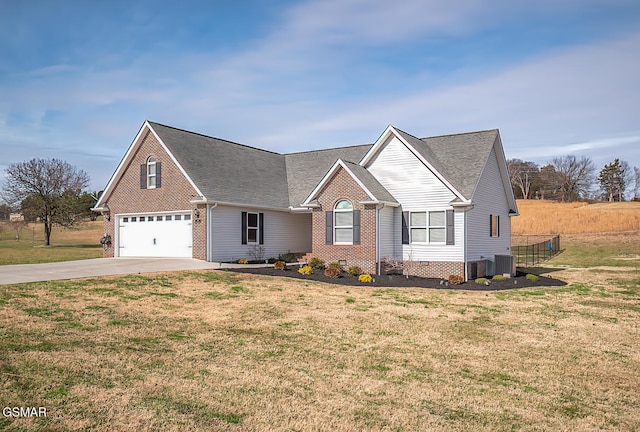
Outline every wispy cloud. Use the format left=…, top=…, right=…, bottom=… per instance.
left=1, top=0, right=639, bottom=190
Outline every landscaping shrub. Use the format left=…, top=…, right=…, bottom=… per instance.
left=298, top=265, right=313, bottom=275
left=526, top=273, right=539, bottom=282
left=308, top=257, right=325, bottom=269
left=267, top=257, right=277, bottom=264
left=328, top=262, right=344, bottom=272
left=492, top=274, right=507, bottom=281
left=324, top=266, right=341, bottom=278
left=273, top=261, right=286, bottom=270
left=237, top=258, right=248, bottom=264
left=448, top=274, right=464, bottom=285
left=358, top=273, right=373, bottom=283
left=348, top=266, right=363, bottom=277
left=278, top=251, right=296, bottom=263
left=475, top=277, right=490, bottom=285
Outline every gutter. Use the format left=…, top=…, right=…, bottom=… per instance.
left=190, top=197, right=299, bottom=213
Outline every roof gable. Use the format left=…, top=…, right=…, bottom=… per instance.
left=285, top=145, right=371, bottom=208
left=95, top=121, right=203, bottom=209
left=302, top=159, right=398, bottom=206
left=360, top=125, right=507, bottom=203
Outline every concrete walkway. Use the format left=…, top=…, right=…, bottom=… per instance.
left=0, top=258, right=233, bottom=285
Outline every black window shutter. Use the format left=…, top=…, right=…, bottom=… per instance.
left=325, top=211, right=333, bottom=244
left=353, top=210, right=361, bottom=245
left=140, top=164, right=147, bottom=189
left=259, top=213, right=264, bottom=245
left=497, top=215, right=500, bottom=237
left=241, top=212, right=247, bottom=245
left=489, top=214, right=493, bottom=237
left=402, top=211, right=409, bottom=244
left=446, top=209, right=454, bottom=245
left=155, top=162, right=162, bottom=188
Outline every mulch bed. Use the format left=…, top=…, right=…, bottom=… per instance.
left=225, top=265, right=567, bottom=290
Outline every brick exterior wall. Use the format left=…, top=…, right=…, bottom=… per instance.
left=100, top=129, right=206, bottom=259
left=399, top=260, right=465, bottom=279
left=308, top=167, right=377, bottom=274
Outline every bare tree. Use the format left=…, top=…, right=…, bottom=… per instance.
left=551, top=155, right=596, bottom=202
left=537, top=164, right=562, bottom=200
left=507, top=159, right=539, bottom=199
left=3, top=158, right=90, bottom=245
left=620, top=160, right=634, bottom=201
left=634, top=166, right=640, bottom=200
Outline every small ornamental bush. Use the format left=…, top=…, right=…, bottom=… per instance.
left=328, top=262, right=344, bottom=272
left=237, top=258, right=248, bottom=264
left=267, top=257, right=277, bottom=264
left=348, top=266, right=363, bottom=277
left=526, top=273, right=539, bottom=282
left=358, top=273, right=373, bottom=283
left=324, top=266, right=341, bottom=278
left=308, top=257, right=325, bottom=269
left=475, top=277, right=490, bottom=285
left=278, top=251, right=296, bottom=263
left=274, top=260, right=286, bottom=270
left=492, top=274, right=507, bottom=281
left=298, top=265, right=313, bottom=275
left=448, top=274, right=464, bottom=285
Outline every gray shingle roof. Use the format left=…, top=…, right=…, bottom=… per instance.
left=285, top=145, right=371, bottom=207
left=341, top=161, right=397, bottom=204
left=150, top=122, right=290, bottom=208
left=148, top=121, right=499, bottom=209
left=393, top=127, right=499, bottom=200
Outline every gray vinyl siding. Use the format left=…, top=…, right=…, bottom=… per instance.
left=367, top=136, right=464, bottom=262
left=210, top=205, right=311, bottom=262
left=466, top=147, right=512, bottom=261
left=379, top=205, right=395, bottom=260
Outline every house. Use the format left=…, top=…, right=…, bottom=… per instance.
left=93, top=121, right=518, bottom=280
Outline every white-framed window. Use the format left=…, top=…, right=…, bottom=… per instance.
left=247, top=212, right=259, bottom=243
left=410, top=210, right=446, bottom=244
left=334, top=199, right=353, bottom=244
left=490, top=214, right=500, bottom=237
left=147, top=156, right=157, bottom=188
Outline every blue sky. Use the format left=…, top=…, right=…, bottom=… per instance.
left=1, top=0, right=639, bottom=191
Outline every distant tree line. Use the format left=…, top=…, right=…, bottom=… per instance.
left=1, top=158, right=99, bottom=245
left=508, top=156, right=640, bottom=202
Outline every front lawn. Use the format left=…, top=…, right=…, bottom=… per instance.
left=1, top=270, right=638, bottom=431
left=0, top=221, right=103, bottom=265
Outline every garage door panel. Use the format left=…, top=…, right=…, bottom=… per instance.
left=118, top=213, right=192, bottom=258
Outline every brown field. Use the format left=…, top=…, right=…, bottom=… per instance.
left=512, top=200, right=640, bottom=236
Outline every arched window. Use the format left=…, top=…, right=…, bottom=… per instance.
left=147, top=156, right=157, bottom=188
left=334, top=199, right=353, bottom=244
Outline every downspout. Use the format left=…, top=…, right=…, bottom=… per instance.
left=207, top=202, right=218, bottom=262
left=464, top=209, right=468, bottom=282
left=376, top=203, right=385, bottom=275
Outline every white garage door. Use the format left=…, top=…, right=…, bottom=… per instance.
left=118, top=212, right=192, bottom=258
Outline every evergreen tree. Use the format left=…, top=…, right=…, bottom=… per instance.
left=598, top=159, right=625, bottom=202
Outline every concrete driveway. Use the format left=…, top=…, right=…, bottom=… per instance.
left=0, top=258, right=224, bottom=285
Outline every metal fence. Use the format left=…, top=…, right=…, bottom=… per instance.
left=512, top=235, right=561, bottom=267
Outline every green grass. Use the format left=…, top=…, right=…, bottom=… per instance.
left=0, top=221, right=103, bottom=264
left=547, top=237, right=640, bottom=268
